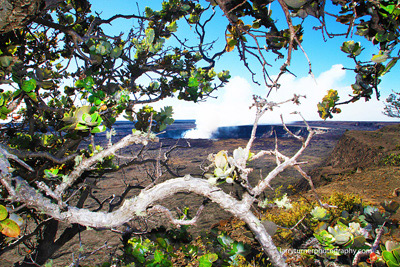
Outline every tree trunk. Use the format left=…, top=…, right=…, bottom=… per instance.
left=0, top=0, right=44, bottom=34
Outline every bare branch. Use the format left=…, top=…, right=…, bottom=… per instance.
left=68, top=242, right=110, bottom=267
left=54, top=132, right=158, bottom=199
left=1, top=174, right=287, bottom=266
left=251, top=119, right=314, bottom=197
left=0, top=144, right=77, bottom=165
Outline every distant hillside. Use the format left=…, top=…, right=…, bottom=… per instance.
left=297, top=123, right=400, bottom=190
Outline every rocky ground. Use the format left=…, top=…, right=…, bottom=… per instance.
left=2, top=122, right=400, bottom=266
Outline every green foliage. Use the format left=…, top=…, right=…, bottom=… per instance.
left=0, top=0, right=399, bottom=265
left=205, top=148, right=252, bottom=185
left=317, top=0, right=400, bottom=118
left=122, top=208, right=254, bottom=267
left=310, top=206, right=330, bottom=221
left=311, top=200, right=399, bottom=263
left=125, top=236, right=174, bottom=266
left=120, top=192, right=397, bottom=267
left=382, top=241, right=400, bottom=267
left=198, top=253, right=218, bottom=267
left=340, top=40, right=362, bottom=57
left=0, top=91, right=12, bottom=119
left=128, top=105, right=174, bottom=133
left=258, top=191, right=400, bottom=265
left=0, top=1, right=230, bottom=197
left=380, top=153, right=400, bottom=166
left=317, top=89, right=341, bottom=119
left=123, top=227, right=221, bottom=267
left=0, top=204, right=22, bottom=238
left=62, top=106, right=106, bottom=133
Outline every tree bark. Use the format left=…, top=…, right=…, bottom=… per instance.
left=0, top=0, right=44, bottom=34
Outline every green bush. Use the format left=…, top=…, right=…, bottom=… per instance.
left=381, top=153, right=400, bottom=166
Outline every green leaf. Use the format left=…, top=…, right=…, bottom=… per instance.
left=75, top=76, right=94, bottom=89
left=0, top=106, right=10, bottom=115
left=372, top=53, right=388, bottom=63
left=149, top=39, right=165, bottom=53
left=181, top=4, right=191, bottom=11
left=65, top=14, right=74, bottom=24
left=27, top=91, right=38, bottom=102
left=387, top=261, right=400, bottom=267
left=90, top=112, right=99, bottom=122
left=340, top=41, right=361, bottom=56
left=227, top=38, right=237, bottom=47
left=0, top=56, right=13, bottom=67
left=154, top=250, right=163, bottom=263
left=0, top=218, right=20, bottom=237
left=160, top=106, right=173, bottom=117
left=198, top=253, right=218, bottom=267
left=380, top=58, right=399, bottom=76
left=188, top=14, right=199, bottom=24
left=91, top=125, right=106, bottom=134
left=283, top=0, right=309, bottom=8
left=380, top=3, right=396, bottom=14
left=94, top=41, right=112, bottom=55
left=311, top=206, right=330, bottom=220
left=110, top=47, right=122, bottom=59
left=393, top=249, right=400, bottom=263
left=44, top=168, right=59, bottom=178
left=383, top=251, right=398, bottom=263
left=75, top=123, right=88, bottom=130
left=351, top=236, right=366, bottom=249
left=98, top=90, right=106, bottom=99
left=0, top=205, right=8, bottom=221
left=22, top=79, right=37, bottom=93
left=82, top=113, right=92, bottom=123
left=375, top=32, right=388, bottom=42
left=252, top=21, right=261, bottom=29
left=188, top=77, right=199, bottom=87
left=145, top=7, right=153, bottom=17
left=167, top=21, right=178, bottom=32
left=156, top=237, right=167, bottom=248
left=145, top=28, right=155, bottom=45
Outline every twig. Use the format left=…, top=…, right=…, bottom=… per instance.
left=149, top=204, right=205, bottom=227
left=352, top=222, right=386, bottom=267
left=54, top=132, right=157, bottom=199
left=281, top=114, right=304, bottom=142
left=68, top=242, right=110, bottom=267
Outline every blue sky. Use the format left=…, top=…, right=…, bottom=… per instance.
left=90, top=0, right=399, bottom=136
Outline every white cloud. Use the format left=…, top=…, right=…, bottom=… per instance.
left=258, top=64, right=393, bottom=122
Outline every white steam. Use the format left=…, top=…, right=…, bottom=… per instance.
left=152, top=64, right=393, bottom=139
left=184, top=76, right=254, bottom=138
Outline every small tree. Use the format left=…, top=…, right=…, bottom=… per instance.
left=384, top=91, right=400, bottom=118
left=0, top=0, right=399, bottom=266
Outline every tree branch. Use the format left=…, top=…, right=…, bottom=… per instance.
left=0, top=144, right=77, bottom=165
left=53, top=132, right=158, bottom=199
